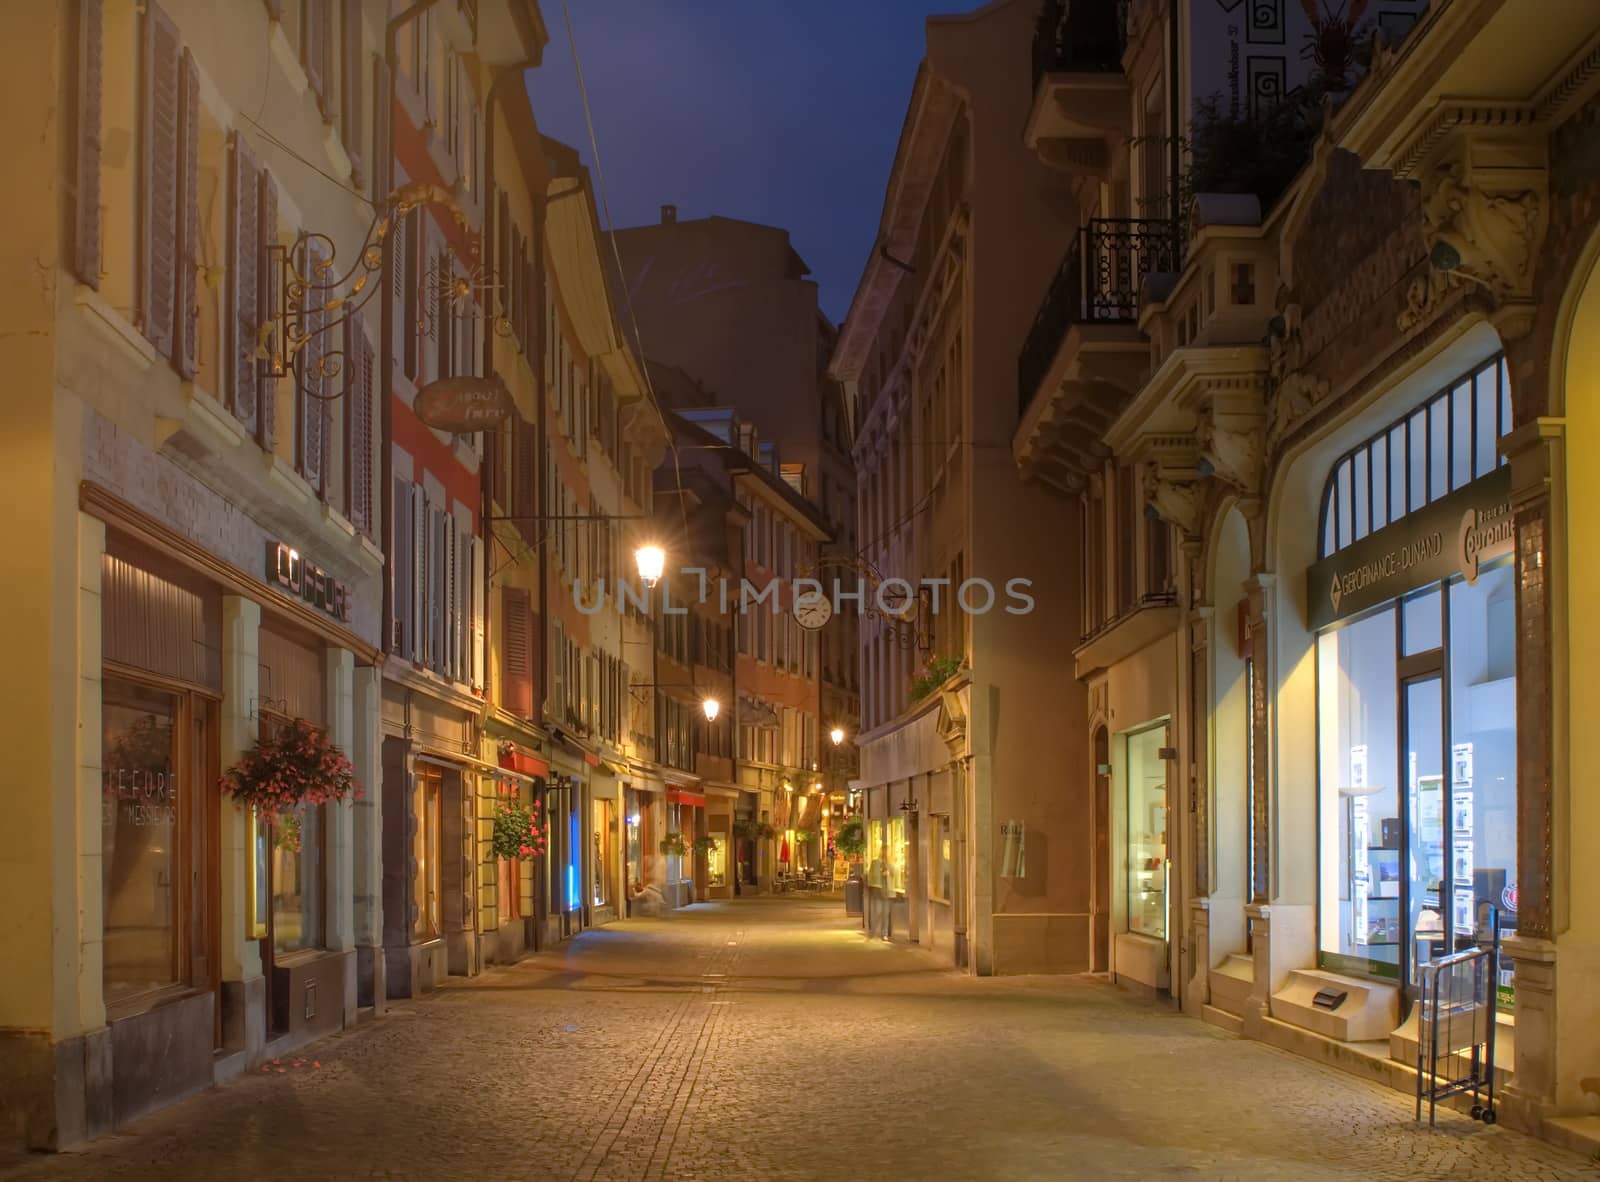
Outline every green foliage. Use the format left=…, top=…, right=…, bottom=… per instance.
left=659, top=831, right=689, bottom=857
left=732, top=817, right=776, bottom=841
left=910, top=655, right=965, bottom=703
left=692, top=833, right=718, bottom=855
left=490, top=791, right=548, bottom=862
left=834, top=818, right=868, bottom=858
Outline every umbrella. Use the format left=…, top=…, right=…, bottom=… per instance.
left=780, top=837, right=791, bottom=863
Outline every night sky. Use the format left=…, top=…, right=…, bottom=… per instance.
left=526, top=0, right=980, bottom=324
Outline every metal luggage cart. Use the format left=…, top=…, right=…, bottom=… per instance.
left=1414, top=910, right=1501, bottom=1127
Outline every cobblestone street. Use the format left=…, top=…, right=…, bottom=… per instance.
left=3, top=898, right=1595, bottom=1182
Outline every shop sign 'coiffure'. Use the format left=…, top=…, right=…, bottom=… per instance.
left=267, top=542, right=351, bottom=623
left=1307, top=465, right=1513, bottom=630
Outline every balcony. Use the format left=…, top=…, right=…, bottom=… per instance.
left=1026, top=0, right=1130, bottom=176
left=1013, top=218, right=1175, bottom=497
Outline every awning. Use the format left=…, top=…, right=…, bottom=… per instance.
left=668, top=788, right=706, bottom=808
left=603, top=759, right=630, bottom=778
left=498, top=749, right=550, bottom=779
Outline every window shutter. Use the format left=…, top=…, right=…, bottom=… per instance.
left=456, top=527, right=472, bottom=683
left=551, top=619, right=565, bottom=722
left=72, top=0, right=103, bottom=289
left=299, top=243, right=326, bottom=494
left=344, top=315, right=374, bottom=536
left=371, top=54, right=391, bottom=202
left=502, top=586, right=531, bottom=718
left=471, top=536, right=485, bottom=689
left=437, top=251, right=454, bottom=379
left=256, top=168, right=279, bottom=450
left=402, top=209, right=419, bottom=380
left=174, top=47, right=200, bottom=380
left=497, top=193, right=512, bottom=332
left=411, top=485, right=427, bottom=662
left=339, top=0, right=364, bottom=188
left=430, top=503, right=446, bottom=673
left=392, top=476, right=412, bottom=655
left=228, top=131, right=261, bottom=435
left=302, top=0, right=331, bottom=117
left=140, top=1, right=180, bottom=359
left=522, top=247, right=536, bottom=361
left=515, top=416, right=536, bottom=546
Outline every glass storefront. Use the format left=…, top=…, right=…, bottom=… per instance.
left=706, top=835, right=727, bottom=888
left=887, top=817, right=908, bottom=896
left=931, top=814, right=952, bottom=902
left=1125, top=725, right=1169, bottom=940
left=1311, top=358, right=1517, bottom=1000
left=413, top=764, right=443, bottom=940
left=272, top=801, right=325, bottom=954
left=592, top=798, right=614, bottom=908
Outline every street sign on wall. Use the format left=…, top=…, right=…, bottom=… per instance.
left=413, top=375, right=514, bottom=432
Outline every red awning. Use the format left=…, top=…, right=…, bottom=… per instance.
left=667, top=788, right=706, bottom=808
left=498, top=750, right=550, bottom=778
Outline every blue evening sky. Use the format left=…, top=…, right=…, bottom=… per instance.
left=526, top=1, right=979, bottom=324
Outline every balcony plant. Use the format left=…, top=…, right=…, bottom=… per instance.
left=220, top=717, right=359, bottom=822
left=659, top=831, right=689, bottom=857
left=490, top=787, right=548, bottom=861
left=910, top=654, right=965, bottom=703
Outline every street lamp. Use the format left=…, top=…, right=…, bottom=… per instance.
left=830, top=726, right=846, bottom=746
left=702, top=697, right=720, bottom=722
left=635, top=544, right=665, bottom=588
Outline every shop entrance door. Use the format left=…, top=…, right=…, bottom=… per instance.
left=1400, top=671, right=1446, bottom=996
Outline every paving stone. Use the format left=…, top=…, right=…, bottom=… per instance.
left=1, top=898, right=1594, bottom=1182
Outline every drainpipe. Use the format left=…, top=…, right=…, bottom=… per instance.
left=381, top=0, right=442, bottom=660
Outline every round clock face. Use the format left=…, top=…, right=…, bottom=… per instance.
left=794, top=590, right=833, bottom=630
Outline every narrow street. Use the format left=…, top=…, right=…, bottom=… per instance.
left=1, top=899, right=1591, bottom=1182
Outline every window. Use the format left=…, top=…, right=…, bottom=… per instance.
left=930, top=814, right=952, bottom=902
left=1125, top=725, right=1168, bottom=940
left=592, top=798, right=614, bottom=908
left=1319, top=356, right=1511, bottom=557
left=412, top=764, right=443, bottom=940
left=263, top=716, right=326, bottom=955
left=888, top=817, right=908, bottom=895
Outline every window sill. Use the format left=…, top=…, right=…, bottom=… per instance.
left=105, top=982, right=208, bottom=1025
left=74, top=285, right=157, bottom=370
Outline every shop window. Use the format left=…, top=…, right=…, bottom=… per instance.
left=592, top=798, right=614, bottom=908
left=102, top=681, right=184, bottom=1006
left=271, top=801, right=325, bottom=954
left=887, top=817, right=908, bottom=896
left=1316, top=607, right=1400, bottom=979
left=413, top=764, right=443, bottom=940
left=706, top=835, right=727, bottom=888
left=1125, top=726, right=1168, bottom=940
left=930, top=814, right=952, bottom=902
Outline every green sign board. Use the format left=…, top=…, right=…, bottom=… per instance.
left=1307, top=466, right=1513, bottom=631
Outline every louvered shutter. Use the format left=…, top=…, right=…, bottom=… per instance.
left=302, top=0, right=331, bottom=116
left=175, top=48, right=200, bottom=379
left=339, top=0, right=364, bottom=187
left=497, top=193, right=511, bottom=329
left=551, top=619, right=564, bottom=722
left=372, top=54, right=391, bottom=201
left=437, top=251, right=454, bottom=380
left=515, top=417, right=536, bottom=545
left=140, top=1, right=180, bottom=359
left=471, top=537, right=486, bottom=689
left=522, top=249, right=536, bottom=359
left=72, top=0, right=103, bottom=288
left=502, top=586, right=531, bottom=718
left=257, top=169, right=279, bottom=449
left=456, top=527, right=472, bottom=683
left=392, top=477, right=412, bottom=655
left=402, top=209, right=419, bottom=380
left=430, top=503, right=446, bottom=673
left=344, top=316, right=374, bottom=536
left=300, top=244, right=326, bottom=493
left=411, top=486, right=426, bottom=662
left=228, top=132, right=261, bottom=435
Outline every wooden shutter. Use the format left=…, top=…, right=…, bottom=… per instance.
left=300, top=244, right=326, bottom=493
left=392, top=476, right=412, bottom=655
left=72, top=0, right=103, bottom=288
left=175, top=48, right=200, bottom=379
left=503, top=586, right=531, bottom=717
left=371, top=53, right=391, bottom=201
left=257, top=170, right=279, bottom=449
left=302, top=0, right=332, bottom=116
left=497, top=193, right=511, bottom=329
left=402, top=209, right=419, bottom=380
left=437, top=251, right=454, bottom=379
left=339, top=0, right=364, bottom=187
left=345, top=316, right=374, bottom=536
left=140, top=1, right=180, bottom=359
left=522, top=248, right=536, bottom=359
left=228, top=131, right=261, bottom=435
left=515, top=416, right=536, bottom=545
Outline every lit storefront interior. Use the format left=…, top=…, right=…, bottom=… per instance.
left=1310, top=356, right=1518, bottom=1016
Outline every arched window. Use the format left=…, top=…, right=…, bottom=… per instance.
left=1318, top=355, right=1512, bottom=558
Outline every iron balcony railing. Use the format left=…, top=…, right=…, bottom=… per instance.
left=1031, top=0, right=1128, bottom=89
left=1017, top=217, right=1178, bottom=416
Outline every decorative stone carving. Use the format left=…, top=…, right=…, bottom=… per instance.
left=1266, top=370, right=1331, bottom=451
left=1395, top=268, right=1460, bottom=333
left=1142, top=469, right=1205, bottom=537
left=1196, top=416, right=1263, bottom=495
left=1421, top=153, right=1547, bottom=304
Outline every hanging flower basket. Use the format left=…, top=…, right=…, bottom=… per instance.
left=491, top=787, right=549, bottom=861
left=659, top=831, right=689, bottom=857
left=220, top=717, right=358, bottom=823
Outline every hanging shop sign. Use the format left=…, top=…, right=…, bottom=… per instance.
left=1307, top=465, right=1512, bottom=630
left=413, top=375, right=514, bottom=433
left=267, top=542, right=351, bottom=623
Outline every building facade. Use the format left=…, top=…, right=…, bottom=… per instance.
left=831, top=0, right=1090, bottom=974
left=1016, top=0, right=1600, bottom=1154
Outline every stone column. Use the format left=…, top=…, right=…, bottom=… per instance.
left=324, top=647, right=356, bottom=1025
left=1185, top=601, right=1213, bottom=1017
left=351, top=664, right=384, bottom=1010
left=219, top=597, right=264, bottom=1056
left=73, top=513, right=108, bottom=1037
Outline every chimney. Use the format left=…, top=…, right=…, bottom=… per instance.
left=660, top=203, right=677, bottom=224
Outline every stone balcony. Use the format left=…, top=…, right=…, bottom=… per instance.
left=1024, top=0, right=1129, bottom=178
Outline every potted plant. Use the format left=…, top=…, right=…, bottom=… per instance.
left=692, top=833, right=719, bottom=856
left=490, top=787, right=549, bottom=861
left=219, top=716, right=359, bottom=822
left=732, top=817, right=775, bottom=841
left=910, top=654, right=965, bottom=703
left=659, top=831, right=689, bottom=857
